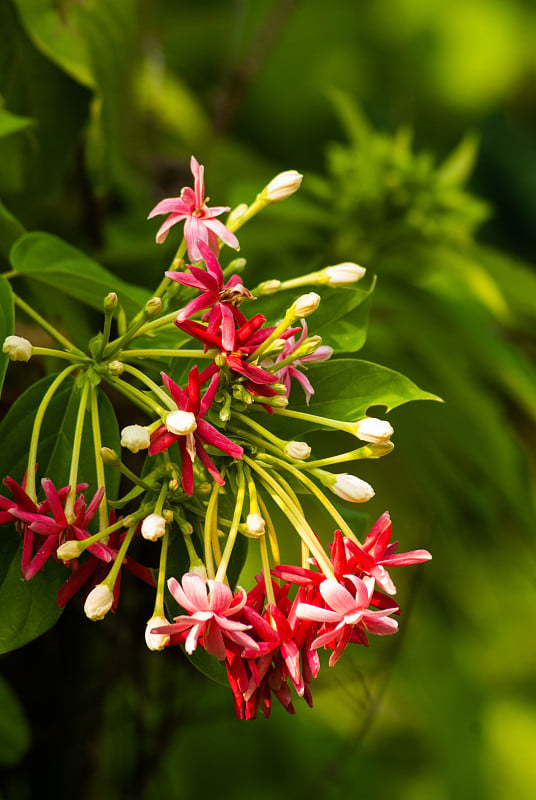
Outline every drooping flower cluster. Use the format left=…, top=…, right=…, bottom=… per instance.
left=0, top=155, right=432, bottom=719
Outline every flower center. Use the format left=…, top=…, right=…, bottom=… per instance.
left=165, top=410, right=197, bottom=436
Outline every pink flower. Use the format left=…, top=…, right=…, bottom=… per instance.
left=148, top=156, right=239, bottom=262
left=153, top=573, right=259, bottom=659
left=166, top=241, right=253, bottom=351
left=148, top=367, right=243, bottom=495
left=273, top=320, right=333, bottom=404
left=296, top=574, right=399, bottom=666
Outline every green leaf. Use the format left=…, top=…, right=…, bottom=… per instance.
left=10, top=232, right=149, bottom=318
left=294, top=358, right=441, bottom=421
left=0, top=275, right=14, bottom=394
left=0, top=375, right=120, bottom=654
left=0, top=675, right=30, bottom=765
left=253, top=276, right=376, bottom=353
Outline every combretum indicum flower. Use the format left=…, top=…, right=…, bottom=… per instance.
left=0, top=155, right=433, bottom=720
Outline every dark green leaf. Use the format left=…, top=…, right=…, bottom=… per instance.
left=294, top=358, right=440, bottom=422
left=0, top=199, right=25, bottom=260
left=10, top=232, right=149, bottom=318
left=0, top=107, right=35, bottom=139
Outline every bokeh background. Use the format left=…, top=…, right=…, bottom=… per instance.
left=1, top=1, right=536, bottom=798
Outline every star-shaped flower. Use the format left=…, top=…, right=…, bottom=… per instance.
left=148, top=367, right=243, bottom=495
left=148, top=156, right=239, bottom=262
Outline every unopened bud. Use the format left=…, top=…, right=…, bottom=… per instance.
left=256, top=279, right=281, bottom=296
left=145, top=615, right=170, bottom=651
left=165, top=410, right=197, bottom=436
left=84, top=583, right=114, bottom=621
left=245, top=513, right=265, bottom=537
left=227, top=203, right=249, bottom=227
left=145, top=297, right=162, bottom=317
left=108, top=360, right=124, bottom=376
left=331, top=473, right=375, bottom=503
left=141, top=513, right=167, bottom=541
left=295, top=335, right=323, bottom=358
left=3, top=335, right=32, bottom=362
left=189, top=563, right=208, bottom=578
left=104, top=292, right=118, bottom=311
left=263, top=170, right=303, bottom=202
left=323, top=263, right=366, bottom=286
left=100, top=447, right=121, bottom=466
left=291, top=292, right=320, bottom=320
left=120, top=424, right=150, bottom=453
left=354, top=417, right=394, bottom=444
left=285, top=441, right=311, bottom=460
left=57, top=540, right=84, bottom=561
left=263, top=338, right=287, bottom=357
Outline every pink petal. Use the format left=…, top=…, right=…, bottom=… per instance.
left=148, top=197, right=189, bottom=218
left=206, top=579, right=233, bottom=612
left=196, top=419, right=243, bottom=459
left=381, top=549, right=432, bottom=566
left=155, top=213, right=187, bottom=243
left=295, top=602, right=341, bottom=623
left=202, top=217, right=239, bottom=250
left=320, top=579, right=361, bottom=615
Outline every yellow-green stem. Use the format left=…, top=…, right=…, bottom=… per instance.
left=215, top=465, right=246, bottom=583
left=90, top=385, right=108, bottom=530
left=64, top=378, right=91, bottom=521
left=204, top=482, right=219, bottom=579
left=13, top=293, right=84, bottom=355
left=153, top=529, right=170, bottom=618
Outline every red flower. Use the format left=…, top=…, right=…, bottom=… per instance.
left=166, top=241, right=253, bottom=351
left=149, top=367, right=243, bottom=495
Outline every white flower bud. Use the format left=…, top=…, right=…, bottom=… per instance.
left=165, top=410, right=197, bottom=436
left=245, top=513, right=266, bottom=537
left=354, top=417, right=394, bottom=444
left=145, top=615, right=170, bottom=651
left=332, top=474, right=375, bottom=503
left=226, top=203, right=249, bottom=227
left=263, top=170, right=303, bottom=202
left=120, top=424, right=150, bottom=453
left=256, top=279, right=282, bottom=296
left=84, top=583, right=114, bottom=621
left=3, top=335, right=32, bottom=362
left=291, top=292, right=321, bottom=319
left=284, top=441, right=311, bottom=460
left=56, top=540, right=83, bottom=561
left=141, top=513, right=167, bottom=541
left=323, top=263, right=367, bottom=286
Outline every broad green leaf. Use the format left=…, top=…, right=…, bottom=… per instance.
left=10, top=232, right=149, bottom=318
left=0, top=375, right=120, bottom=654
left=252, top=275, right=376, bottom=352
left=0, top=675, right=30, bottom=765
left=293, top=358, right=440, bottom=422
left=0, top=275, right=14, bottom=394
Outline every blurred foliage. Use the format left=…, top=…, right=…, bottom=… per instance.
left=1, top=2, right=536, bottom=800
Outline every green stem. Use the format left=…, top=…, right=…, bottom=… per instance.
left=263, top=454, right=363, bottom=547
left=120, top=362, right=176, bottom=411
left=153, top=528, right=170, bottom=618
left=31, top=347, right=85, bottom=362
left=243, top=455, right=335, bottom=578
left=247, top=308, right=294, bottom=363
left=25, top=364, right=80, bottom=501
left=231, top=411, right=285, bottom=449
left=258, top=494, right=280, bottom=565
left=215, top=464, right=246, bottom=583
left=120, top=348, right=212, bottom=360
left=204, top=482, right=220, bottom=579
left=273, top=406, right=356, bottom=434
left=104, top=373, right=167, bottom=417
left=102, top=521, right=138, bottom=590
left=64, top=378, right=91, bottom=521
left=90, top=385, right=108, bottom=530
left=13, top=293, right=84, bottom=355
left=297, top=445, right=380, bottom=469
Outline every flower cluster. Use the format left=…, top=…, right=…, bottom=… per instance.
left=0, top=155, right=432, bottom=719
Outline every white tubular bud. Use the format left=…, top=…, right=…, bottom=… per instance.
left=331, top=474, right=375, bottom=503
left=120, top=424, right=150, bottom=453
left=56, top=540, right=83, bottom=561
left=3, top=335, right=32, bottom=362
left=84, top=583, right=114, bottom=621
left=291, top=292, right=321, bottom=320
left=256, top=279, right=282, bottom=296
left=323, top=263, right=366, bottom=286
left=141, top=513, right=167, bottom=541
left=354, top=417, right=394, bottom=443
left=227, top=203, right=249, bottom=227
left=189, top=563, right=208, bottom=579
left=263, top=170, right=303, bottom=202
left=284, top=441, right=311, bottom=461
left=165, top=410, right=197, bottom=436
left=245, top=513, right=266, bottom=537
left=145, top=615, right=170, bottom=651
